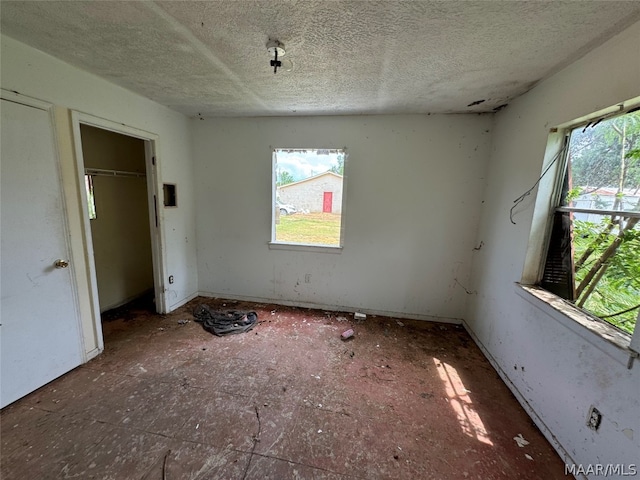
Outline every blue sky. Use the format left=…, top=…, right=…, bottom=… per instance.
left=274, top=149, right=342, bottom=182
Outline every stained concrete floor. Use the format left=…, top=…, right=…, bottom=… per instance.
left=1, top=297, right=567, bottom=479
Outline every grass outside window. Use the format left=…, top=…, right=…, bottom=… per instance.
left=275, top=212, right=341, bottom=246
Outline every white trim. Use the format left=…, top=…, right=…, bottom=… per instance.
left=143, top=138, right=167, bottom=313
left=84, top=347, right=103, bottom=362
left=169, top=291, right=199, bottom=311
left=271, top=147, right=348, bottom=248
left=1, top=88, right=55, bottom=111
left=268, top=242, right=343, bottom=254
left=72, top=112, right=159, bottom=141
left=555, top=206, right=640, bottom=218
left=520, top=131, right=567, bottom=284
left=554, top=101, right=630, bottom=131
left=71, top=115, right=104, bottom=355
left=462, top=319, right=579, bottom=473
left=271, top=149, right=278, bottom=243
left=48, top=103, right=87, bottom=360
left=198, top=291, right=463, bottom=325
left=339, top=151, right=349, bottom=246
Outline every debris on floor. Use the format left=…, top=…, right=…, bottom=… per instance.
left=514, top=433, right=530, bottom=447
left=354, top=312, right=367, bottom=320
left=1, top=296, right=569, bottom=480
left=341, top=328, right=354, bottom=340
left=192, top=305, right=258, bottom=336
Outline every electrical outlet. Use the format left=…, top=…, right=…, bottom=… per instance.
left=304, top=274, right=311, bottom=284
left=587, top=406, right=602, bottom=431
left=168, top=275, right=174, bottom=284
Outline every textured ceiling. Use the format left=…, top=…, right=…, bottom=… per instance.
left=2, top=1, right=640, bottom=117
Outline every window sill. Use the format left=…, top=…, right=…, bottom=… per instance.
left=515, top=284, right=635, bottom=364
left=268, top=242, right=343, bottom=254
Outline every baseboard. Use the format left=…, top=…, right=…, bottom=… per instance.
left=197, top=291, right=463, bottom=325
left=461, top=319, right=579, bottom=476
left=84, top=346, right=103, bottom=362
left=169, top=291, right=199, bottom=312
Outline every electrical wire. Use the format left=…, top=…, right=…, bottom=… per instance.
left=507, top=108, right=629, bottom=225
left=509, top=145, right=566, bottom=225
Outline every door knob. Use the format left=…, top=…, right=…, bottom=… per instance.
left=54, top=259, right=69, bottom=269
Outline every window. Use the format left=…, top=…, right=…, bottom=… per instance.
left=271, top=148, right=346, bottom=248
left=540, top=108, right=639, bottom=337
left=85, top=174, right=97, bottom=220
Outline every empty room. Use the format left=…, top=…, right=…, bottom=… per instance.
left=1, top=2, right=639, bottom=479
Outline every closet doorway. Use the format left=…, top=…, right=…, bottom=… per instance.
left=76, top=119, right=165, bottom=336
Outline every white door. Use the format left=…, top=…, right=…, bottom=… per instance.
left=1, top=98, right=83, bottom=408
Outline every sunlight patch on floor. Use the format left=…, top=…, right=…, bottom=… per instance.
left=434, top=357, right=493, bottom=446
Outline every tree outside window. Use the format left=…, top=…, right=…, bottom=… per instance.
left=541, top=109, right=640, bottom=334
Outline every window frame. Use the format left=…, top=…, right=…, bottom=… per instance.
left=522, top=98, right=640, bottom=355
left=269, top=147, right=347, bottom=252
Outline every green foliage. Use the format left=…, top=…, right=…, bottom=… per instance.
left=565, top=110, right=640, bottom=335
left=627, top=147, right=640, bottom=163
left=573, top=219, right=640, bottom=334
left=569, top=111, right=640, bottom=192
left=329, top=154, right=344, bottom=175
left=565, top=186, right=583, bottom=204
left=277, top=171, right=295, bottom=186
left=275, top=213, right=341, bottom=246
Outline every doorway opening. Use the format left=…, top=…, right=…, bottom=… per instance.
left=75, top=120, right=165, bottom=342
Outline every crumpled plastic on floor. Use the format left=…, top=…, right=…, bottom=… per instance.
left=193, top=304, right=258, bottom=336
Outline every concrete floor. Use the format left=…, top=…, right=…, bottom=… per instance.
left=1, top=297, right=567, bottom=479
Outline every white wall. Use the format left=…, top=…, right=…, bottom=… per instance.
left=1, top=36, right=198, bottom=355
left=193, top=114, right=492, bottom=321
left=466, top=21, right=640, bottom=474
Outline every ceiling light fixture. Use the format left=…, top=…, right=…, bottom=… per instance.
left=266, top=39, right=285, bottom=74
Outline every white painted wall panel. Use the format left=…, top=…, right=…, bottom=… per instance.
left=466, top=21, right=640, bottom=473
left=193, top=114, right=492, bottom=321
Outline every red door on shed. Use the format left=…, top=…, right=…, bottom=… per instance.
left=323, top=192, right=333, bottom=213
